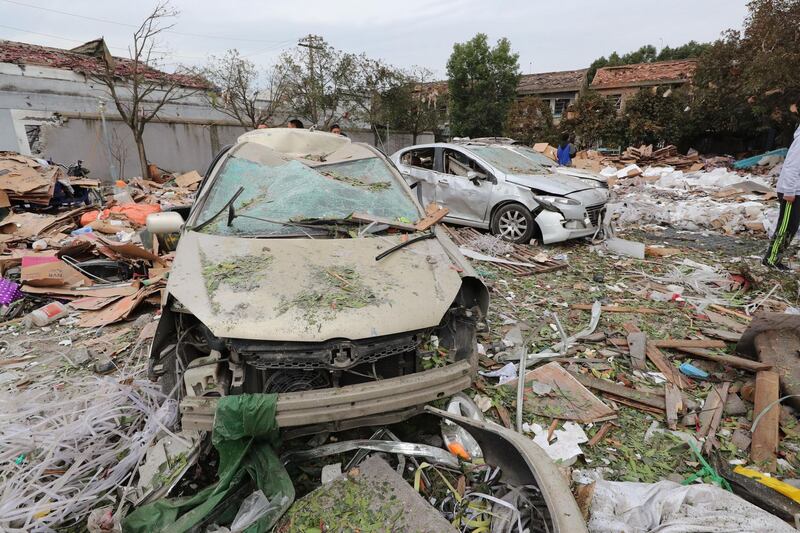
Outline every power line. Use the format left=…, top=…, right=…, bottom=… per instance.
left=1, top=0, right=292, bottom=44
left=0, top=23, right=128, bottom=51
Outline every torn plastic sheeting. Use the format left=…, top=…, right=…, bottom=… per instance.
left=282, top=439, right=460, bottom=469
left=523, top=421, right=588, bottom=465
left=733, top=148, right=788, bottom=170
left=123, top=394, right=294, bottom=533
left=528, top=300, right=602, bottom=360
left=587, top=479, right=796, bottom=533
left=478, top=361, right=518, bottom=385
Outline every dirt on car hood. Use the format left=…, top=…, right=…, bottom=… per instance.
left=167, top=231, right=464, bottom=342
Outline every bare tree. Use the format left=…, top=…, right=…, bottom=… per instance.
left=350, top=56, right=404, bottom=145
left=205, top=49, right=287, bottom=130
left=91, top=2, right=203, bottom=177
left=384, top=67, right=443, bottom=144
left=277, top=35, right=359, bottom=129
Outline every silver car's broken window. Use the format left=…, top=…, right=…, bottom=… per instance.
left=511, top=146, right=557, bottom=168
left=194, top=143, right=420, bottom=236
left=469, top=146, right=549, bottom=174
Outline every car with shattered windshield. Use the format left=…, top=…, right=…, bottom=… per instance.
left=145, top=128, right=489, bottom=432
left=391, top=141, right=609, bottom=244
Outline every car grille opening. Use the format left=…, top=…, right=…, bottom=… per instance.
left=586, top=204, right=605, bottom=227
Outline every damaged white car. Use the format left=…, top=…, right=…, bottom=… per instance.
left=391, top=141, right=609, bottom=244
left=146, top=128, right=489, bottom=432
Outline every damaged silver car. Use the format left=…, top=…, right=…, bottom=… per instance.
left=391, top=141, right=609, bottom=244
left=146, top=128, right=489, bottom=432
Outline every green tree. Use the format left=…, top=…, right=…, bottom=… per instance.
left=277, top=35, right=359, bottom=129
left=383, top=67, right=443, bottom=144
left=656, top=40, right=711, bottom=61
left=691, top=0, right=800, bottom=146
left=561, top=90, right=624, bottom=148
left=505, top=96, right=556, bottom=145
left=623, top=86, right=691, bottom=146
left=446, top=34, right=520, bottom=138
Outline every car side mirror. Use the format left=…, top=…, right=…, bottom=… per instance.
left=146, top=211, right=184, bottom=234
left=467, top=171, right=481, bottom=185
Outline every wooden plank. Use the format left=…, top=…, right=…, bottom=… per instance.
left=670, top=346, right=772, bottom=372
left=704, top=309, right=747, bottom=334
left=627, top=332, right=647, bottom=371
left=699, top=382, right=730, bottom=453
left=752, top=371, right=780, bottom=471
left=665, top=383, right=682, bottom=430
left=415, top=204, right=449, bottom=231
left=571, top=304, right=661, bottom=314
left=570, top=371, right=665, bottom=411
left=701, top=328, right=742, bottom=343
left=588, top=422, right=614, bottom=447
left=608, top=338, right=727, bottom=349
left=645, top=342, right=687, bottom=388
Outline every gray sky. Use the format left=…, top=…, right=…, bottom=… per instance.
left=0, top=0, right=748, bottom=77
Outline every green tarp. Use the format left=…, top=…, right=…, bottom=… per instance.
left=123, top=394, right=294, bottom=533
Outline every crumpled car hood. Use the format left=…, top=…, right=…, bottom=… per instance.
left=552, top=167, right=607, bottom=183
left=505, top=173, right=593, bottom=196
left=167, top=231, right=464, bottom=342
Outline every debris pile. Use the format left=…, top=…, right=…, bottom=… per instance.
left=0, top=156, right=201, bottom=326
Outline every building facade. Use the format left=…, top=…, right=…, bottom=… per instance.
left=590, top=59, right=697, bottom=112
left=516, top=69, right=588, bottom=123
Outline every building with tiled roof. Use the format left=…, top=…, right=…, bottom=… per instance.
left=590, top=59, right=697, bottom=112
left=0, top=38, right=244, bottom=178
left=517, top=69, right=588, bottom=123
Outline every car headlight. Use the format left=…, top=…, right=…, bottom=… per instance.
left=533, top=195, right=581, bottom=211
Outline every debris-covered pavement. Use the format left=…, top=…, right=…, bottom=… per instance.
left=2, top=130, right=800, bottom=533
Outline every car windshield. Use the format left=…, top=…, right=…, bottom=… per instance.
left=194, top=141, right=420, bottom=236
left=469, top=146, right=550, bottom=175
left=511, top=146, right=557, bottom=168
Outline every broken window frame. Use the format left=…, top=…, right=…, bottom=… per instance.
left=607, top=93, right=623, bottom=111
left=553, top=98, right=571, bottom=118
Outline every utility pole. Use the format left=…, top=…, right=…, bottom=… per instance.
left=298, top=34, right=324, bottom=126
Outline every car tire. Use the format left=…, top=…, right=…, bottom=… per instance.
left=491, top=203, right=535, bottom=244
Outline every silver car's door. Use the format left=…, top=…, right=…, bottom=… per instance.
left=397, top=147, right=437, bottom=207
left=434, top=148, right=493, bottom=223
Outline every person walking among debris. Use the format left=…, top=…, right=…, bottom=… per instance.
left=557, top=134, right=573, bottom=166
left=763, top=125, right=800, bottom=270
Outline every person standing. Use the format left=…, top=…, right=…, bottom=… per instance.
left=557, top=133, right=573, bottom=166
left=763, top=125, right=800, bottom=270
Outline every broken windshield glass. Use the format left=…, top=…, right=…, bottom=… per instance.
left=194, top=145, right=420, bottom=236
left=470, top=146, right=550, bottom=175
left=511, top=146, right=557, bottom=168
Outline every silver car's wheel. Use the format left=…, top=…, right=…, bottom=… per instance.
left=490, top=203, right=535, bottom=244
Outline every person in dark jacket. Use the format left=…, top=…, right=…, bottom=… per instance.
left=557, top=134, right=573, bottom=166
left=763, top=125, right=800, bottom=270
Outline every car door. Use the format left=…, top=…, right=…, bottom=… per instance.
left=433, top=147, right=494, bottom=224
left=397, top=147, right=437, bottom=207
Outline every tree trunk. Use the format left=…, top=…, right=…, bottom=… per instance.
left=135, top=134, right=148, bottom=178
left=412, top=131, right=418, bottom=144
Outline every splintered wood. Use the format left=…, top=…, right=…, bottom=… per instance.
left=698, top=382, right=730, bottom=453
left=752, top=371, right=780, bottom=471
left=443, top=225, right=567, bottom=276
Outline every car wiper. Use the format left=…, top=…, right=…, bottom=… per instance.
left=375, top=232, right=435, bottom=261
left=190, top=186, right=244, bottom=232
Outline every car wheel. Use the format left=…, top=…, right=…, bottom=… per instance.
left=491, top=203, right=535, bottom=244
